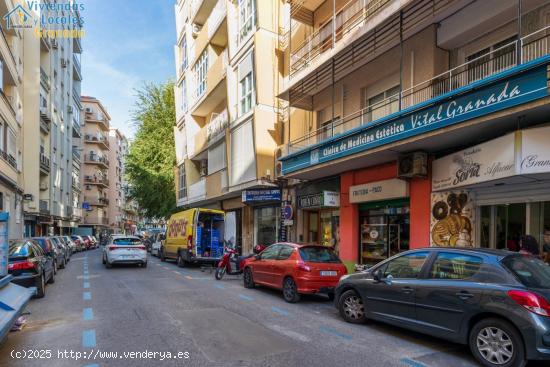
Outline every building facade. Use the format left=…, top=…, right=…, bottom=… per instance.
left=107, top=128, right=128, bottom=234
left=173, top=0, right=283, bottom=253
left=80, top=96, right=111, bottom=236
left=277, top=0, right=550, bottom=270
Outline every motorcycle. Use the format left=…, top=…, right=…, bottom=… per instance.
left=215, top=243, right=267, bottom=280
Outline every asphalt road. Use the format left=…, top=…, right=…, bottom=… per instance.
left=0, top=248, right=527, bottom=367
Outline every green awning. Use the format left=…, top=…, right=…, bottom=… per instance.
left=358, top=198, right=410, bottom=211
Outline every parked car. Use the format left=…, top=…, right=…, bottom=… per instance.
left=334, top=248, right=550, bottom=367
left=151, top=232, right=165, bottom=257
left=242, top=243, right=347, bottom=303
left=85, top=235, right=98, bottom=249
left=102, top=235, right=147, bottom=268
left=48, top=237, right=67, bottom=269
left=8, top=239, right=55, bottom=298
left=53, top=236, right=71, bottom=263
left=81, top=236, right=92, bottom=250
left=63, top=236, right=77, bottom=254
left=71, top=235, right=86, bottom=251
left=32, top=237, right=62, bottom=272
left=91, top=235, right=99, bottom=246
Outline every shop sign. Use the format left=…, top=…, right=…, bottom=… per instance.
left=350, top=179, right=408, bottom=203
left=281, top=64, right=549, bottom=175
left=520, top=126, right=550, bottom=175
left=430, top=191, right=475, bottom=247
left=242, top=189, right=281, bottom=203
left=432, top=133, right=516, bottom=191
left=282, top=204, right=293, bottom=220
left=82, top=202, right=91, bottom=210
left=298, top=191, right=340, bottom=208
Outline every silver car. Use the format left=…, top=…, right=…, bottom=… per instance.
left=102, top=235, right=147, bottom=268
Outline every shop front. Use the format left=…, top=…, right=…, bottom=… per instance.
left=242, top=189, right=282, bottom=248
left=431, top=125, right=550, bottom=253
left=298, top=190, right=340, bottom=251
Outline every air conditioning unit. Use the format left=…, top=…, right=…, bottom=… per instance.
left=51, top=39, right=58, bottom=49
left=67, top=105, right=74, bottom=114
left=61, top=58, right=68, bottom=68
left=192, top=23, right=202, bottom=38
left=199, top=159, right=207, bottom=177
left=39, top=182, right=48, bottom=191
left=85, top=107, right=93, bottom=113
left=398, top=152, right=428, bottom=178
left=273, top=145, right=287, bottom=179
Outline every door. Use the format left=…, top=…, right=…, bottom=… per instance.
left=360, top=251, right=430, bottom=324
left=252, top=244, right=281, bottom=285
left=414, top=252, right=486, bottom=337
left=271, top=245, right=295, bottom=288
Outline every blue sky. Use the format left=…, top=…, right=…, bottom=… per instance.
left=81, top=0, right=176, bottom=139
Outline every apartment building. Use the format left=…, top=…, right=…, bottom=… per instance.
left=80, top=96, right=111, bottom=236
left=173, top=0, right=283, bottom=253
left=277, top=0, right=550, bottom=270
left=21, top=3, right=83, bottom=237
left=107, top=128, right=128, bottom=234
left=0, top=0, right=25, bottom=239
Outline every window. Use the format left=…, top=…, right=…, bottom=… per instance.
left=239, top=72, right=254, bottom=116
left=466, top=36, right=517, bottom=82
left=7, top=127, right=16, bottom=161
left=178, top=163, right=186, bottom=199
left=0, top=121, right=4, bottom=151
left=238, top=0, right=255, bottom=42
left=277, top=245, right=294, bottom=260
left=502, top=255, right=550, bottom=289
left=259, top=244, right=281, bottom=260
left=380, top=251, right=429, bottom=279
left=299, top=246, right=341, bottom=263
left=207, top=142, right=226, bottom=175
left=182, top=79, right=188, bottom=112
left=254, top=207, right=280, bottom=246
left=364, top=85, right=400, bottom=123
left=430, top=252, right=482, bottom=280
left=181, top=35, right=188, bottom=71
left=194, top=50, right=208, bottom=98
left=230, top=120, right=255, bottom=185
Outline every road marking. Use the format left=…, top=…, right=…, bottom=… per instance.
left=83, top=308, right=93, bottom=321
left=173, top=271, right=181, bottom=275
left=185, top=276, right=193, bottom=280
left=83, top=364, right=99, bottom=367
left=83, top=292, right=91, bottom=300
left=271, top=307, right=289, bottom=316
left=83, top=275, right=90, bottom=280
left=83, top=282, right=90, bottom=289
left=163, top=266, right=169, bottom=270
left=400, top=358, right=428, bottom=367
left=82, top=330, right=96, bottom=348
left=214, top=284, right=225, bottom=289
left=319, top=326, right=352, bottom=340
left=239, top=294, right=253, bottom=301
left=83, top=271, right=89, bottom=275
left=268, top=324, right=310, bottom=342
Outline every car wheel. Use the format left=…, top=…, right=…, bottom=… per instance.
left=215, top=267, right=226, bottom=280
left=48, top=269, right=55, bottom=284
left=102, top=255, right=106, bottom=265
left=35, top=273, right=46, bottom=298
left=338, top=290, right=366, bottom=324
left=243, top=267, right=255, bottom=288
left=469, top=318, right=526, bottom=367
left=282, top=277, right=300, bottom=303
left=160, top=248, right=166, bottom=262
left=176, top=252, right=185, bottom=268
left=142, top=261, right=147, bottom=268
left=60, top=258, right=66, bottom=269
left=327, top=293, right=335, bottom=302
left=106, top=261, right=112, bottom=269
left=53, top=261, right=58, bottom=275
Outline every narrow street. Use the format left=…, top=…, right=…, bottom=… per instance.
left=0, top=249, right=484, bottom=367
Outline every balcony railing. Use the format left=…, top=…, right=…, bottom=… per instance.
left=206, top=109, right=228, bottom=142
left=73, top=54, right=82, bottom=80
left=84, top=134, right=110, bottom=148
left=288, top=26, right=550, bottom=153
left=84, top=153, right=110, bottom=167
left=40, top=67, right=50, bottom=89
left=84, top=196, right=109, bottom=206
left=290, top=0, right=391, bottom=77
left=0, top=149, right=17, bottom=170
left=72, top=207, right=82, bottom=218
left=40, top=153, right=51, bottom=172
left=84, top=175, right=109, bottom=186
left=208, top=0, right=226, bottom=40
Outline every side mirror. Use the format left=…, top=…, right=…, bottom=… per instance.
left=254, top=254, right=261, bottom=260
left=372, top=269, right=382, bottom=283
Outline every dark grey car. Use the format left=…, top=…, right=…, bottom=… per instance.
left=334, top=248, right=550, bottom=367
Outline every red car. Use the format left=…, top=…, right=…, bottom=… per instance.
left=242, top=243, right=347, bottom=303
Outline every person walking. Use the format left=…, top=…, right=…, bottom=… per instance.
left=519, top=235, right=541, bottom=257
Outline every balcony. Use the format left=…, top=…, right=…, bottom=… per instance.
left=40, top=67, right=50, bottom=90
left=0, top=28, right=19, bottom=83
left=84, top=111, right=110, bottom=131
left=40, top=105, right=52, bottom=123
left=193, top=125, right=208, bottom=158
left=39, top=200, right=49, bottom=214
left=72, top=119, right=81, bottom=137
left=84, top=154, right=109, bottom=168
left=207, top=0, right=227, bottom=47
left=73, top=36, right=83, bottom=54
left=72, top=207, right=82, bottom=220
left=39, top=153, right=50, bottom=174
left=83, top=215, right=109, bottom=226
left=192, top=50, right=228, bottom=116
left=84, top=134, right=110, bottom=150
left=40, top=119, right=50, bottom=134
left=280, top=26, right=550, bottom=176
left=73, top=54, right=82, bottom=81
left=206, top=109, right=228, bottom=143
left=72, top=176, right=80, bottom=190
left=290, top=0, right=392, bottom=78
left=206, top=168, right=227, bottom=199
left=0, top=149, right=17, bottom=180
left=84, top=175, right=109, bottom=187
left=190, top=0, right=217, bottom=24
left=84, top=196, right=109, bottom=207
left=188, top=178, right=206, bottom=203
left=72, top=148, right=81, bottom=162
left=0, top=90, right=17, bottom=126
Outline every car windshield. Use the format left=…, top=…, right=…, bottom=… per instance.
left=299, top=246, right=341, bottom=263
left=34, top=238, right=46, bottom=248
left=112, top=238, right=142, bottom=246
left=9, top=242, right=29, bottom=257
left=501, top=255, right=550, bottom=289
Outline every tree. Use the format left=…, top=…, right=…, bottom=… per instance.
left=125, top=81, right=176, bottom=219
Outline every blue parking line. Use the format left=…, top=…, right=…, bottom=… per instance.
left=82, top=330, right=96, bottom=348
left=83, top=364, right=99, bottom=367
left=83, top=275, right=90, bottom=280
left=238, top=294, right=253, bottom=301
left=83, top=308, right=93, bottom=321
left=400, top=358, right=428, bottom=367
left=83, top=282, right=90, bottom=289
left=271, top=307, right=289, bottom=316
left=83, top=292, right=91, bottom=300
left=319, top=326, right=353, bottom=340
left=214, top=284, right=225, bottom=289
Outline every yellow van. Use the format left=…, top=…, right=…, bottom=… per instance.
left=161, top=208, right=225, bottom=266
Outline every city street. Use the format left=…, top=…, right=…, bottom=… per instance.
left=0, top=250, right=491, bottom=367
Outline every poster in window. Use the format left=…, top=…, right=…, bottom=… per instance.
left=430, top=191, right=474, bottom=247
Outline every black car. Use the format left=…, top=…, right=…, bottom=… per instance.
left=52, top=236, right=71, bottom=263
left=8, top=239, right=55, bottom=298
left=32, top=237, right=62, bottom=274
left=335, top=248, right=550, bottom=367
left=47, top=237, right=67, bottom=269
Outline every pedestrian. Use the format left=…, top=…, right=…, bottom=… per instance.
left=542, top=228, right=550, bottom=264
left=519, top=235, right=541, bottom=257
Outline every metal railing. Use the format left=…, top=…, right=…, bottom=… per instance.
left=84, top=175, right=109, bottom=186
left=40, top=67, right=50, bottom=89
left=288, top=26, right=550, bottom=153
left=40, top=153, right=51, bottom=170
left=206, top=109, right=228, bottom=141
left=0, top=149, right=17, bottom=170
left=84, top=134, right=110, bottom=147
left=84, top=153, right=110, bottom=166
left=290, top=0, right=390, bottom=77
left=84, top=196, right=109, bottom=206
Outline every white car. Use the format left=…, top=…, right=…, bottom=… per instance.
left=150, top=233, right=165, bottom=257
left=102, top=235, right=147, bottom=268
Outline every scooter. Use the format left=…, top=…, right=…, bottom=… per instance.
left=215, top=244, right=266, bottom=280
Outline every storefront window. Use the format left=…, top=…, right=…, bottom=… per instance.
left=254, top=207, right=279, bottom=246
left=304, top=210, right=340, bottom=253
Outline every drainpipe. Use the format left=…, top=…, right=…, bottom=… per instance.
left=399, top=10, right=403, bottom=111
left=517, top=0, right=522, bottom=65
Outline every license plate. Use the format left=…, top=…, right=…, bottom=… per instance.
left=120, top=255, right=133, bottom=259
left=320, top=271, right=337, bottom=276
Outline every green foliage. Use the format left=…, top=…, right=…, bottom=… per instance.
left=125, top=81, right=176, bottom=218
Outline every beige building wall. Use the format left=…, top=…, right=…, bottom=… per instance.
left=107, top=128, right=127, bottom=234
